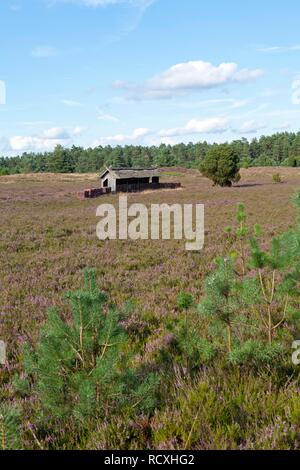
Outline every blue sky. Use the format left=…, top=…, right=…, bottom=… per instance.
left=1, top=0, right=300, bottom=155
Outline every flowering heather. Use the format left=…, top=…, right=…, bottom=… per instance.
left=0, top=168, right=300, bottom=449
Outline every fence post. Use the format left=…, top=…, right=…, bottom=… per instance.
left=0, top=341, right=6, bottom=365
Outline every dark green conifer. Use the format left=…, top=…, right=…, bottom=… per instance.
left=16, top=269, right=159, bottom=433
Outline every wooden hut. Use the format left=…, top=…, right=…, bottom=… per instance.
left=99, top=167, right=160, bottom=193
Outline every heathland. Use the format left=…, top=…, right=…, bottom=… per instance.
left=0, top=167, right=300, bottom=449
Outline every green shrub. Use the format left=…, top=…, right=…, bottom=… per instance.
left=199, top=144, right=241, bottom=187
left=273, top=173, right=282, bottom=183
left=281, top=156, right=300, bottom=167
left=0, top=405, right=21, bottom=450
left=197, top=189, right=300, bottom=367
left=229, top=340, right=283, bottom=367
left=241, top=157, right=250, bottom=169
left=14, top=269, right=159, bottom=446
left=151, top=370, right=300, bottom=450
left=177, top=292, right=194, bottom=311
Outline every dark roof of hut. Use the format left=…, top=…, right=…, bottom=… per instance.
left=100, top=167, right=160, bottom=180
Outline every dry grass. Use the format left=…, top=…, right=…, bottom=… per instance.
left=1, top=167, right=300, bottom=449
left=0, top=167, right=299, bottom=351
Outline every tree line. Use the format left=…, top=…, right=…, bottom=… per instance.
left=1, top=131, right=300, bottom=175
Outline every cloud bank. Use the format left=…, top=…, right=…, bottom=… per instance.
left=115, top=60, right=264, bottom=100
left=10, top=127, right=84, bottom=152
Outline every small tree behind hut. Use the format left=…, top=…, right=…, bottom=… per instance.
left=200, top=144, right=241, bottom=187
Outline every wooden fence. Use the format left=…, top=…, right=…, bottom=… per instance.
left=76, top=187, right=112, bottom=199
left=76, top=182, right=181, bottom=199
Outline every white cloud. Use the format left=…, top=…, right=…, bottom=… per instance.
left=259, top=45, right=300, bottom=53
left=10, top=127, right=85, bottom=152
left=93, top=127, right=151, bottom=145
left=42, top=127, right=70, bottom=139
left=159, top=117, right=230, bottom=137
left=131, top=127, right=150, bottom=138
left=97, top=108, right=119, bottom=122
left=31, top=46, right=57, bottom=58
left=10, top=136, right=61, bottom=152
left=236, top=120, right=266, bottom=134
left=147, top=135, right=179, bottom=146
left=116, top=60, right=263, bottom=100
left=149, top=61, right=263, bottom=90
left=72, top=126, right=85, bottom=136
left=61, top=99, right=83, bottom=107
